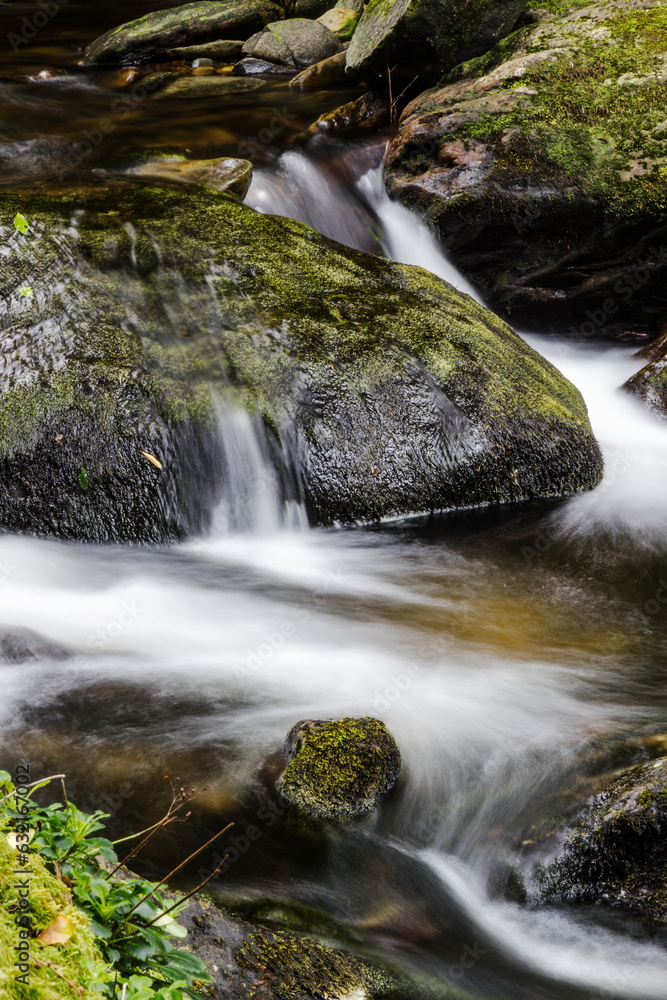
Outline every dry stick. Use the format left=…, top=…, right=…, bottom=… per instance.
left=121, top=822, right=233, bottom=924
left=392, top=74, right=419, bottom=126
left=0, top=774, right=66, bottom=807
left=107, top=808, right=183, bottom=880
left=143, top=853, right=230, bottom=929
left=33, top=957, right=84, bottom=996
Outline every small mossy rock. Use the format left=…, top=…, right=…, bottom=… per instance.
left=317, top=6, right=360, bottom=39
left=246, top=17, right=344, bottom=69
left=0, top=628, right=70, bottom=663
left=166, top=38, right=245, bottom=60
left=312, top=89, right=388, bottom=132
left=83, top=0, right=285, bottom=65
left=0, top=183, right=601, bottom=542
left=345, top=0, right=527, bottom=84
left=277, top=717, right=401, bottom=821
left=127, top=156, right=253, bottom=199
left=385, top=0, right=667, bottom=335
left=290, top=48, right=348, bottom=87
left=537, top=757, right=667, bottom=924
left=623, top=344, right=667, bottom=419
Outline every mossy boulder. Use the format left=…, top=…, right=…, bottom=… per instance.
left=0, top=181, right=601, bottom=543
left=623, top=331, right=667, bottom=417
left=243, top=17, right=344, bottom=69
left=345, top=0, right=528, bottom=83
left=277, top=718, right=401, bottom=820
left=83, top=0, right=285, bottom=65
left=536, top=756, right=667, bottom=924
left=317, top=6, right=360, bottom=40
left=386, top=0, right=667, bottom=335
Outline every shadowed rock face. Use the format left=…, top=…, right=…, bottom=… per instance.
left=537, top=757, right=667, bottom=924
left=345, top=0, right=527, bottom=84
left=385, top=0, right=667, bottom=336
left=277, top=717, right=402, bottom=820
left=0, top=629, right=70, bottom=663
left=0, top=182, right=601, bottom=544
left=83, top=0, right=286, bottom=65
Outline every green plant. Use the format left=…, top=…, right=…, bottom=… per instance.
left=0, top=771, right=217, bottom=1000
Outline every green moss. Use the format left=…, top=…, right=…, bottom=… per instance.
left=236, top=929, right=366, bottom=998
left=278, top=717, right=401, bottom=821
left=0, top=832, right=109, bottom=999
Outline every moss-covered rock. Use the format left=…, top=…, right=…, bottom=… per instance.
left=0, top=832, right=109, bottom=998
left=311, top=90, right=389, bottom=132
left=317, top=6, right=360, bottom=40
left=345, top=0, right=528, bottom=84
left=126, top=156, right=253, bottom=199
left=244, top=17, right=344, bottom=69
left=386, top=0, right=667, bottom=335
left=0, top=181, right=601, bottom=543
left=536, top=756, right=667, bottom=924
left=623, top=331, right=667, bottom=416
left=277, top=718, right=401, bottom=821
left=83, top=0, right=286, bottom=65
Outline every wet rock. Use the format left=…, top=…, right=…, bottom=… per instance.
left=83, top=0, right=285, bottom=65
left=312, top=90, right=388, bottom=132
left=0, top=183, right=602, bottom=542
left=0, top=629, right=69, bottom=664
left=233, top=56, right=297, bottom=74
left=289, top=48, right=348, bottom=88
left=277, top=717, right=401, bottom=821
left=179, top=894, right=425, bottom=998
left=154, top=74, right=266, bottom=98
left=317, top=6, right=359, bottom=40
left=386, top=0, right=667, bottom=335
left=127, top=156, right=253, bottom=199
left=166, top=38, right=245, bottom=61
left=623, top=356, right=667, bottom=420
left=537, top=757, right=667, bottom=924
left=243, top=17, right=344, bottom=69
left=295, top=0, right=332, bottom=15
left=345, top=0, right=527, bottom=84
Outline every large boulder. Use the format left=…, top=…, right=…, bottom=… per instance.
left=345, top=0, right=527, bottom=83
left=277, top=718, right=401, bottom=821
left=537, top=757, right=667, bottom=924
left=385, top=0, right=667, bottom=336
left=83, top=0, right=285, bottom=65
left=242, top=17, right=343, bottom=68
left=0, top=182, right=601, bottom=543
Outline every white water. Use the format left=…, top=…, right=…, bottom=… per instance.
left=2, top=147, right=667, bottom=1000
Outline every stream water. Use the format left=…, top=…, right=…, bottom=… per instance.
left=1, top=5, right=667, bottom=999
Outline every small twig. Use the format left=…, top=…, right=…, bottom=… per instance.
left=33, top=957, right=84, bottom=996
left=143, top=853, right=230, bottom=928
left=391, top=73, right=419, bottom=126
left=0, top=774, right=66, bottom=807
left=120, top=822, right=233, bottom=924
left=120, top=984, right=127, bottom=1000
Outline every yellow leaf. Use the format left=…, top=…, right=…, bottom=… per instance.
left=139, top=450, right=163, bottom=470
left=6, top=829, right=34, bottom=850
left=38, top=913, right=75, bottom=946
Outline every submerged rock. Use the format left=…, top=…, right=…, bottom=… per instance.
left=153, top=73, right=266, bottom=97
left=277, top=717, right=401, bottom=820
left=83, top=0, right=285, bottom=65
left=345, top=0, right=527, bottom=83
left=0, top=183, right=601, bottom=543
left=537, top=757, right=667, bottom=924
left=0, top=629, right=70, bottom=663
left=386, top=0, right=667, bottom=335
left=127, top=156, right=253, bottom=198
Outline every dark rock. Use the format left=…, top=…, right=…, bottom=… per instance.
left=311, top=89, right=388, bottom=132
left=295, top=0, right=332, bottom=14
left=385, top=0, right=667, bottom=336
left=345, top=0, right=527, bottom=84
left=83, top=0, right=285, bottom=65
left=0, top=629, right=70, bottom=663
left=0, top=183, right=602, bottom=543
left=277, top=717, right=401, bottom=821
left=289, top=48, right=348, bottom=88
left=537, top=757, right=667, bottom=924
left=232, top=56, right=297, bottom=74
left=244, top=17, right=344, bottom=69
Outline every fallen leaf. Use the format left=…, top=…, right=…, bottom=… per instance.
left=139, top=450, right=163, bottom=470
left=6, top=829, right=34, bottom=850
left=38, top=913, right=75, bottom=946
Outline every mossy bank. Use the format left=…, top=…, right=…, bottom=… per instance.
left=0, top=182, right=601, bottom=543
left=386, top=0, right=667, bottom=335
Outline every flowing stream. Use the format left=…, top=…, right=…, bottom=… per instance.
left=1, top=11, right=667, bottom=997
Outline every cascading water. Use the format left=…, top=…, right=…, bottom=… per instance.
left=3, top=140, right=667, bottom=1000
